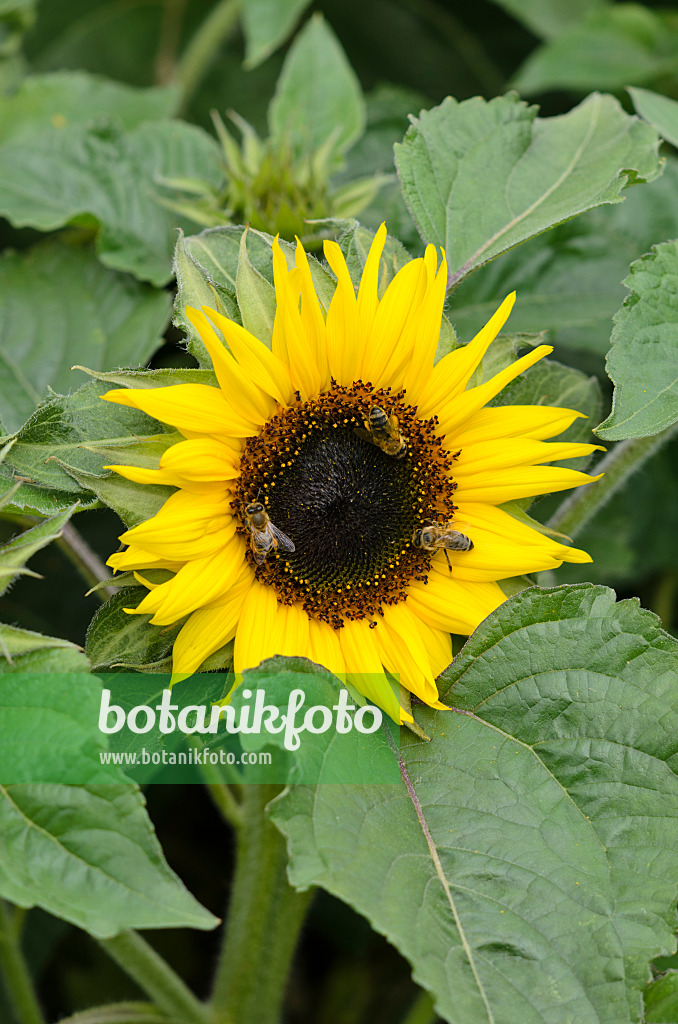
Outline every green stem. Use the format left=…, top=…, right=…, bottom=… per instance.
left=400, top=989, right=438, bottom=1024
left=176, top=0, right=240, bottom=114
left=651, top=570, right=678, bottom=631
left=186, top=736, right=243, bottom=829
left=210, top=785, right=314, bottom=1024
left=155, top=0, right=188, bottom=85
left=99, top=930, right=211, bottom=1024
left=547, top=425, right=678, bottom=540
left=57, top=522, right=117, bottom=602
left=0, top=901, right=46, bottom=1024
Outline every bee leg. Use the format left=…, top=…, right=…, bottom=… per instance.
left=444, top=549, right=453, bottom=575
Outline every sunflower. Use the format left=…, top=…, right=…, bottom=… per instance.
left=103, top=226, right=600, bottom=724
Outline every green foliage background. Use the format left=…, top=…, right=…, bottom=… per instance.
left=1, top=2, right=678, bottom=1024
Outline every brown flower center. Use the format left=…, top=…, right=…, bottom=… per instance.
left=234, top=382, right=458, bottom=628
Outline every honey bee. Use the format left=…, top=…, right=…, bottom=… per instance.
left=412, top=521, right=473, bottom=573
left=354, top=406, right=407, bottom=459
left=244, top=501, right=295, bottom=565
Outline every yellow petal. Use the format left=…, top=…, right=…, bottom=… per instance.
left=453, top=465, right=603, bottom=505
left=295, top=238, right=330, bottom=391
left=449, top=405, right=586, bottom=446
left=185, top=307, right=274, bottom=422
left=120, top=489, right=235, bottom=560
left=270, top=601, right=311, bottom=659
left=308, top=618, right=346, bottom=678
left=102, top=384, right=257, bottom=437
left=356, top=223, right=387, bottom=339
left=416, top=292, right=516, bottom=416
left=324, top=239, right=362, bottom=386
left=452, top=437, right=604, bottom=478
left=433, top=345, right=553, bottom=436
left=233, top=580, right=280, bottom=672
left=133, top=534, right=247, bottom=625
left=360, top=257, right=428, bottom=386
left=170, top=573, right=253, bottom=681
left=271, top=237, right=321, bottom=399
left=401, top=247, right=448, bottom=401
left=375, top=604, right=441, bottom=706
left=407, top=574, right=505, bottom=631
left=202, top=307, right=293, bottom=406
left=107, top=546, right=182, bottom=572
left=338, top=618, right=411, bottom=723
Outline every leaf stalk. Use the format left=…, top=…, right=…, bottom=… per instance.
left=0, top=900, right=46, bottom=1024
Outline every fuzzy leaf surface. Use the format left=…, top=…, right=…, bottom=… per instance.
left=394, top=92, right=661, bottom=288
left=271, top=585, right=678, bottom=1024
left=597, top=240, right=678, bottom=439
left=268, top=14, right=365, bottom=161
left=0, top=504, right=76, bottom=596
left=0, top=239, right=169, bottom=433
left=630, top=86, right=678, bottom=148
left=241, top=0, right=311, bottom=67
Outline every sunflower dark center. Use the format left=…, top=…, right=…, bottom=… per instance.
left=234, top=382, right=458, bottom=628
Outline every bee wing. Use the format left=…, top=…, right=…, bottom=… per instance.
left=353, top=427, right=374, bottom=443
left=386, top=412, right=400, bottom=437
left=270, top=523, right=295, bottom=554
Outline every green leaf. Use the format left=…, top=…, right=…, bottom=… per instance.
left=0, top=622, right=88, bottom=672
left=236, top=228, right=277, bottom=348
left=512, top=5, right=678, bottom=95
left=0, top=381, right=169, bottom=505
left=86, top=589, right=182, bottom=672
left=241, top=0, right=311, bottom=68
left=0, top=238, right=170, bottom=433
left=597, top=240, right=678, bottom=440
left=395, top=92, right=661, bottom=289
left=486, top=0, right=605, bottom=39
left=0, top=671, right=122, bottom=784
left=268, top=14, right=365, bottom=163
left=0, top=777, right=218, bottom=936
left=0, top=504, right=76, bottom=596
left=448, top=156, right=678, bottom=356
left=55, top=462, right=172, bottom=531
left=0, top=118, right=223, bottom=285
left=271, top=585, right=678, bottom=1024
left=0, top=71, right=177, bottom=142
left=645, top=970, right=678, bottom=1023
left=630, top=85, right=678, bottom=149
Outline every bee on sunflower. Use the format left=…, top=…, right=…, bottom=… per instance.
left=103, top=225, right=600, bottom=724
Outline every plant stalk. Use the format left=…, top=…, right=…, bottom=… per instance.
left=0, top=900, right=46, bottom=1024
left=99, top=930, right=211, bottom=1024
left=210, top=785, right=314, bottom=1024
left=547, top=425, right=678, bottom=540
left=57, top=522, right=117, bottom=602
left=176, top=0, right=240, bottom=114
left=401, top=989, right=438, bottom=1024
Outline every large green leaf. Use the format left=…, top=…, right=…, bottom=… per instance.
left=268, top=14, right=365, bottom=163
left=597, top=240, right=678, bottom=440
left=0, top=504, right=76, bottom=596
left=447, top=156, right=678, bottom=356
left=394, top=92, right=661, bottom=289
left=630, top=86, right=678, bottom=149
left=0, top=118, right=223, bottom=285
left=0, top=380, right=171, bottom=511
left=0, top=70, right=177, bottom=142
left=0, top=238, right=170, bottom=433
left=511, top=5, right=678, bottom=95
left=240, top=0, right=311, bottom=68
left=644, top=970, right=678, bottom=1023
left=0, top=776, right=218, bottom=936
left=0, top=622, right=88, bottom=672
left=271, top=585, right=678, bottom=1024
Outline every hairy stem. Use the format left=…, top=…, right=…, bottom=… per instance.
left=176, top=0, right=240, bottom=114
left=547, top=426, right=678, bottom=540
left=211, top=785, right=314, bottom=1024
left=57, top=522, right=117, bottom=602
left=155, top=0, right=188, bottom=85
left=0, top=901, right=46, bottom=1024
left=99, top=930, right=211, bottom=1024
